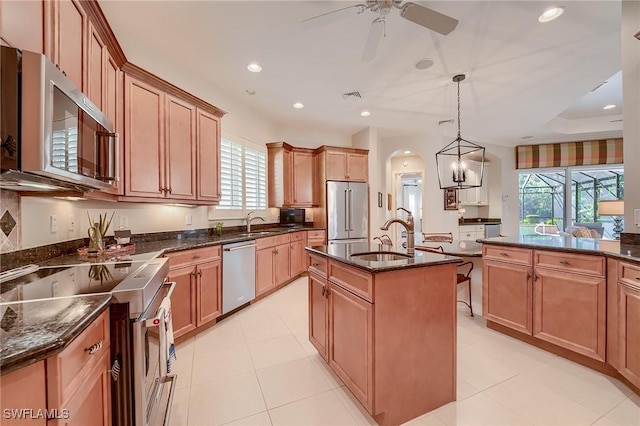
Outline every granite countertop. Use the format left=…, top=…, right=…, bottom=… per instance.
left=478, top=235, right=640, bottom=263
left=459, top=218, right=502, bottom=225
left=0, top=294, right=112, bottom=375
left=306, top=243, right=463, bottom=272
left=38, top=226, right=322, bottom=267
left=416, top=240, right=483, bottom=257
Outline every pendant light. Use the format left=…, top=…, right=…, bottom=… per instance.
left=435, top=74, right=486, bottom=189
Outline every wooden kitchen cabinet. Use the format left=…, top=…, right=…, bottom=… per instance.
left=533, top=268, right=606, bottom=361
left=618, top=262, right=640, bottom=388
left=196, top=108, right=221, bottom=202
left=165, top=95, right=197, bottom=200
left=267, top=142, right=316, bottom=208
left=166, top=246, right=222, bottom=338
left=329, top=281, right=374, bottom=411
left=0, top=0, right=46, bottom=53
left=290, top=232, right=305, bottom=277
left=275, top=242, right=292, bottom=285
left=483, top=253, right=533, bottom=334
left=323, top=148, right=368, bottom=182
left=0, top=361, right=47, bottom=426
left=87, top=21, right=106, bottom=109
left=48, top=0, right=87, bottom=91
left=47, top=309, right=111, bottom=426
left=308, top=272, right=329, bottom=361
left=256, top=246, right=276, bottom=296
left=306, top=230, right=327, bottom=268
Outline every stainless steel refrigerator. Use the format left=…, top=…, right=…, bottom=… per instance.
left=327, top=181, right=368, bottom=244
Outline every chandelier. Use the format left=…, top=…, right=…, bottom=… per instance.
left=435, top=74, right=485, bottom=190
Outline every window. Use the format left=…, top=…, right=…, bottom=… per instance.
left=519, top=165, right=624, bottom=238
left=217, top=137, right=267, bottom=211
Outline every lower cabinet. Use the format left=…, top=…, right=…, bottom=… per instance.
left=328, top=281, right=374, bottom=411
left=255, top=234, right=294, bottom=298
left=0, top=361, right=47, bottom=426
left=256, top=245, right=276, bottom=296
left=306, top=230, right=326, bottom=268
left=290, top=233, right=305, bottom=277
left=618, top=264, right=640, bottom=388
left=308, top=272, right=329, bottom=360
left=165, top=246, right=222, bottom=339
left=483, top=259, right=532, bottom=334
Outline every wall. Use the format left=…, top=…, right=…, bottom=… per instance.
left=352, top=127, right=385, bottom=240
left=622, top=1, right=640, bottom=234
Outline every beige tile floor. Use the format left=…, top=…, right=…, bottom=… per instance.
left=169, top=277, right=640, bottom=426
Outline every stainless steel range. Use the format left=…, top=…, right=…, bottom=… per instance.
left=0, top=254, right=176, bottom=426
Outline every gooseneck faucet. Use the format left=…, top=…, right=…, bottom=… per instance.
left=380, top=207, right=415, bottom=256
left=246, top=211, right=265, bottom=233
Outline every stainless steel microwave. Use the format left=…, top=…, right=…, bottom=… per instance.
left=0, top=46, right=118, bottom=192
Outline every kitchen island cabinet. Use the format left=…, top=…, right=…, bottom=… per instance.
left=618, top=261, right=640, bottom=388
left=306, top=244, right=461, bottom=426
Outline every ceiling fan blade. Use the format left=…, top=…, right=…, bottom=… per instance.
left=301, top=3, right=367, bottom=30
left=362, top=18, right=385, bottom=62
left=400, top=2, right=458, bottom=35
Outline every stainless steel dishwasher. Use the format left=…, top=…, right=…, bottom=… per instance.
left=222, top=240, right=256, bottom=314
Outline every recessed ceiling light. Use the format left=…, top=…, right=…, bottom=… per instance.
left=360, top=111, right=371, bottom=117
left=603, top=104, right=616, bottom=110
left=293, top=102, right=304, bottom=109
left=415, top=59, right=434, bottom=70
left=247, top=63, right=262, bottom=72
left=404, top=150, right=411, bottom=154
left=538, top=6, right=565, bottom=23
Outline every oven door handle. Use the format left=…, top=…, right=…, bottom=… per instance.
left=145, top=281, right=176, bottom=379
left=144, top=281, right=177, bottom=327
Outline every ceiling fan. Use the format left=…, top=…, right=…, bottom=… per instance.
left=302, top=0, right=458, bottom=61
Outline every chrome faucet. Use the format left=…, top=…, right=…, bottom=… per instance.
left=246, top=211, right=265, bottom=233
left=380, top=207, right=415, bottom=256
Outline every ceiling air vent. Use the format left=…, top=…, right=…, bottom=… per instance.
left=342, top=91, right=362, bottom=100
left=438, top=119, right=454, bottom=125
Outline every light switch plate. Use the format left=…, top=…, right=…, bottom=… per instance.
left=50, top=215, right=57, bottom=233
left=635, top=209, right=640, bottom=227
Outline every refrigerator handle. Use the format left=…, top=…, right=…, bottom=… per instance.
left=344, top=190, right=349, bottom=232
left=348, top=189, right=353, bottom=231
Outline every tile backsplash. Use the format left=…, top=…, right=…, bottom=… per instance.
left=0, top=190, right=20, bottom=253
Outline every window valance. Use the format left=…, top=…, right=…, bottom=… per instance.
left=516, top=138, right=623, bottom=169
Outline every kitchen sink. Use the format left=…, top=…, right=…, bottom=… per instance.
left=238, top=231, right=273, bottom=237
left=350, top=252, right=413, bottom=262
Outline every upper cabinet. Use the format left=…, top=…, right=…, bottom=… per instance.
left=459, top=161, right=489, bottom=206
left=196, top=109, right=221, bottom=202
left=267, top=142, right=317, bottom=208
left=0, top=0, right=46, bottom=53
left=49, top=0, right=87, bottom=90
left=318, top=146, right=368, bottom=182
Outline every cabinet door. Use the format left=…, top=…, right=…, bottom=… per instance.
left=618, top=283, right=640, bottom=387
left=0, top=0, right=45, bottom=53
left=124, top=75, right=165, bottom=198
left=329, top=283, right=374, bottom=411
left=55, top=0, right=86, bottom=90
left=325, top=151, right=347, bottom=180
left=346, top=153, right=368, bottom=182
left=483, top=259, right=533, bottom=334
left=292, top=151, right=314, bottom=205
left=196, top=109, right=221, bottom=202
left=86, top=22, right=105, bottom=109
left=104, top=54, right=123, bottom=195
left=275, top=243, right=291, bottom=286
left=256, top=247, right=275, bottom=297
left=533, top=268, right=606, bottom=360
left=167, top=265, right=197, bottom=338
left=197, top=260, right=222, bottom=326
left=290, top=239, right=305, bottom=277
left=309, top=273, right=329, bottom=361
left=56, top=350, right=111, bottom=426
left=165, top=96, right=196, bottom=200
left=0, top=361, right=47, bottom=426
left=283, top=149, right=294, bottom=206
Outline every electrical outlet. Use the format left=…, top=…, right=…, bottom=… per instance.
left=68, top=216, right=75, bottom=232
left=635, top=209, right=640, bottom=228
left=51, top=281, right=59, bottom=297
left=50, top=215, right=57, bottom=233
left=120, top=215, right=129, bottom=228
left=185, top=214, right=192, bottom=226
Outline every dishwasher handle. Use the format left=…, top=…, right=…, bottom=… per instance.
left=224, top=244, right=257, bottom=252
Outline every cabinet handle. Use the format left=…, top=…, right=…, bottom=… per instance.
left=191, top=271, right=197, bottom=277
left=534, top=272, right=538, bottom=281
left=312, top=263, right=320, bottom=267
left=559, top=260, right=570, bottom=265
left=85, top=341, right=103, bottom=355
left=325, top=288, right=331, bottom=298
left=321, top=286, right=325, bottom=297
left=526, top=272, right=531, bottom=280
left=197, top=270, right=202, bottom=277
left=500, top=252, right=509, bottom=257
left=636, top=277, right=640, bottom=280
left=193, top=255, right=201, bottom=260
left=159, top=185, right=164, bottom=194
left=168, top=186, right=172, bottom=194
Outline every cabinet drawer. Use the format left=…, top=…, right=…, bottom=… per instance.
left=328, top=260, right=373, bottom=302
left=256, top=234, right=291, bottom=249
left=535, top=251, right=605, bottom=277
left=165, top=246, right=221, bottom=268
left=47, top=309, right=110, bottom=405
left=308, top=253, right=328, bottom=277
left=483, top=245, right=532, bottom=265
left=290, top=231, right=306, bottom=242
left=620, top=262, right=640, bottom=289
left=307, top=230, right=326, bottom=242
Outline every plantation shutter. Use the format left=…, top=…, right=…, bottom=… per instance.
left=245, top=147, right=267, bottom=210
left=218, top=138, right=243, bottom=209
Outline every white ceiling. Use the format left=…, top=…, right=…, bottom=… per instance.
left=99, top=0, right=623, bottom=146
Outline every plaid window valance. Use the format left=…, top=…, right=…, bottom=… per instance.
left=516, top=138, right=623, bottom=169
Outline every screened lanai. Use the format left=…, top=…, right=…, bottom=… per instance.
left=518, top=167, right=624, bottom=238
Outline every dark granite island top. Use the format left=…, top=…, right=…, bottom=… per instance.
left=0, top=294, right=111, bottom=375
left=305, top=242, right=463, bottom=272
left=478, top=235, right=640, bottom=264
left=416, top=240, right=483, bottom=257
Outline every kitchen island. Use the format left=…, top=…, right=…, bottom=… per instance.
left=480, top=235, right=640, bottom=394
left=305, top=243, right=462, bottom=426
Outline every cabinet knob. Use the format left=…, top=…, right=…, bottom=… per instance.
left=559, top=260, right=570, bottom=265
left=500, top=252, right=509, bottom=257
left=85, top=340, right=103, bottom=355
left=312, top=263, right=320, bottom=267
left=193, top=255, right=201, bottom=260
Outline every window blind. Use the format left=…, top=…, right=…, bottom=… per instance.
left=245, top=147, right=267, bottom=210
left=218, top=138, right=243, bottom=209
